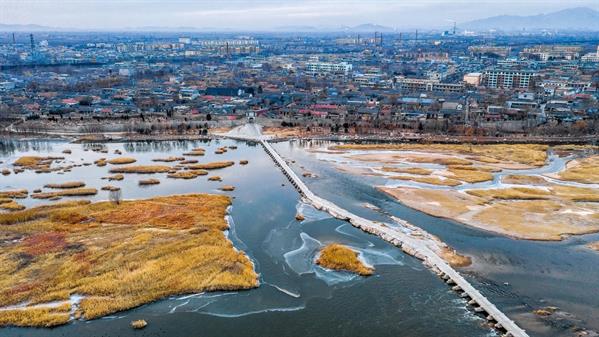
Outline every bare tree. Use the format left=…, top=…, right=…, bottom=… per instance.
left=109, top=189, right=122, bottom=205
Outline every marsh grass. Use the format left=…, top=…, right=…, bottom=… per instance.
left=503, top=175, right=548, bottom=185
left=167, top=170, right=207, bottom=179
left=391, top=175, right=462, bottom=187
left=31, top=188, right=98, bottom=199
left=219, top=185, right=235, bottom=191
left=239, top=160, right=249, bottom=165
left=381, top=166, right=432, bottom=175
left=316, top=244, right=373, bottom=276
left=107, top=157, right=137, bottom=165
left=0, top=190, right=28, bottom=199
left=13, top=156, right=64, bottom=169
left=333, top=143, right=548, bottom=167
left=0, top=200, right=26, bottom=211
left=558, top=156, right=599, bottom=184
left=208, top=176, right=222, bottom=182
left=104, top=174, right=124, bottom=181
left=131, top=319, right=147, bottom=329
left=466, top=187, right=551, bottom=200
left=187, top=161, right=234, bottom=170
left=152, top=157, right=185, bottom=162
left=0, top=194, right=258, bottom=327
left=109, top=165, right=171, bottom=174
left=138, top=178, right=160, bottom=186
left=44, top=182, right=86, bottom=189
left=446, top=167, right=494, bottom=183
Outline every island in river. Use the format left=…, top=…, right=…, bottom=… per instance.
left=328, top=143, right=599, bottom=241
left=0, top=194, right=258, bottom=327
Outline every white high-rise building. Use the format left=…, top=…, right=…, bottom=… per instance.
left=305, top=61, right=353, bottom=76
left=581, top=45, right=599, bottom=63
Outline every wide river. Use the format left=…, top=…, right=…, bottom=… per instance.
left=1, top=138, right=596, bottom=336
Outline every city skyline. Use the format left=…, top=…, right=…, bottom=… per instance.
left=1, top=0, right=599, bottom=30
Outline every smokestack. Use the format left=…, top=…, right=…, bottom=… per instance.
left=30, top=33, right=34, bottom=51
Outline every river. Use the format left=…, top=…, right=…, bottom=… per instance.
left=1, top=138, right=493, bottom=337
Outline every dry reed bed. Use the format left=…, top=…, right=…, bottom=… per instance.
left=391, top=175, right=462, bottom=187
left=138, top=178, right=160, bottom=186
left=13, top=156, right=65, bottom=170
left=187, top=161, right=235, bottom=170
left=333, top=143, right=548, bottom=167
left=167, top=170, right=208, bottom=180
left=0, top=190, right=28, bottom=199
left=503, top=175, right=549, bottom=185
left=31, top=188, right=98, bottom=200
left=381, top=166, right=432, bottom=175
left=557, top=155, right=599, bottom=184
left=152, top=157, right=185, bottom=163
left=316, top=244, right=374, bottom=276
left=0, top=194, right=258, bottom=327
left=0, top=200, right=26, bottom=211
left=379, top=184, right=599, bottom=241
left=44, top=182, right=86, bottom=189
left=109, top=165, right=171, bottom=174
left=107, top=157, right=137, bottom=165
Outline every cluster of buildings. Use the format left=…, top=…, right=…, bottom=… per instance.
left=0, top=32, right=597, bottom=136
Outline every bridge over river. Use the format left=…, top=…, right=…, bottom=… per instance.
left=223, top=124, right=529, bottom=337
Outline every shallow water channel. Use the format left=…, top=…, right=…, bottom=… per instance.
left=1, top=138, right=493, bottom=337
left=273, top=139, right=599, bottom=337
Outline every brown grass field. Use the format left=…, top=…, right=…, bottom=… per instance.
left=109, top=165, right=171, bottom=174
left=0, top=194, right=258, bottom=327
left=316, top=244, right=374, bottom=276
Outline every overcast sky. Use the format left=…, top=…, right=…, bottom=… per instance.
left=1, top=0, right=598, bottom=30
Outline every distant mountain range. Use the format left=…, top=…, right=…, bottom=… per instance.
left=0, top=23, right=60, bottom=32
left=275, top=24, right=395, bottom=33
left=462, top=7, right=599, bottom=31
left=1, top=7, right=598, bottom=32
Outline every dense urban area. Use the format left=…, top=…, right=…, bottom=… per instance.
left=1, top=30, right=598, bottom=139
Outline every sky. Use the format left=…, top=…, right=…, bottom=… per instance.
left=0, top=0, right=598, bottom=30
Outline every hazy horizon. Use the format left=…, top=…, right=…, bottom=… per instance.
left=0, top=0, right=598, bottom=31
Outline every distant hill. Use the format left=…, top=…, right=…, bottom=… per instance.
left=342, top=24, right=395, bottom=33
left=0, top=23, right=57, bottom=32
left=463, top=7, right=599, bottom=31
